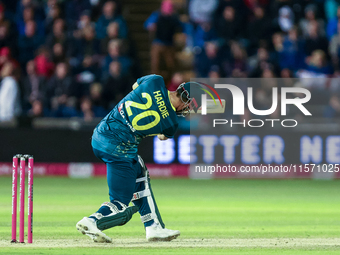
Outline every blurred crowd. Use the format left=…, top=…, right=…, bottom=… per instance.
left=0, top=0, right=140, bottom=122
left=146, top=0, right=340, bottom=120
left=1, top=0, right=340, bottom=123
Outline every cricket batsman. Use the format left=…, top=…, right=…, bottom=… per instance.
left=76, top=74, right=199, bottom=243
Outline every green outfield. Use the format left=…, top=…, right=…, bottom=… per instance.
left=0, top=177, right=339, bottom=254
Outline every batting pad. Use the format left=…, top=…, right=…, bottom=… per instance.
left=96, top=204, right=139, bottom=231
left=132, top=156, right=165, bottom=228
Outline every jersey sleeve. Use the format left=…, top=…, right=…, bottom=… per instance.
left=162, top=124, right=178, bottom=138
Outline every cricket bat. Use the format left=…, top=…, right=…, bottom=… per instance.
left=192, top=99, right=226, bottom=114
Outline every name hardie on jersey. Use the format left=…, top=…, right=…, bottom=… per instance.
left=153, top=90, right=169, bottom=119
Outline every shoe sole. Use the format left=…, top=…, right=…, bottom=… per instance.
left=147, top=233, right=180, bottom=242
left=76, top=222, right=112, bottom=243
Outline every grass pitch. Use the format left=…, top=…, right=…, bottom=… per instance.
left=0, top=177, right=339, bottom=254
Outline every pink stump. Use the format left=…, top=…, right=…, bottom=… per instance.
left=19, top=157, right=25, bottom=243
left=11, top=156, right=18, bottom=243
left=27, top=157, right=34, bottom=243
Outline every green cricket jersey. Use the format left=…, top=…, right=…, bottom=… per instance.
left=92, top=74, right=179, bottom=158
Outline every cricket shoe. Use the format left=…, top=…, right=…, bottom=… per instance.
left=146, top=223, right=180, bottom=242
left=76, top=217, right=112, bottom=243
